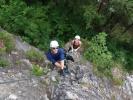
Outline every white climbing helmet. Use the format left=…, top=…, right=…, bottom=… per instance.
left=50, top=40, right=59, bottom=48
left=75, top=35, right=80, bottom=40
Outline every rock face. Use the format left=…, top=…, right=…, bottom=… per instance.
left=0, top=31, right=49, bottom=100
left=0, top=30, right=133, bottom=100
left=51, top=52, right=133, bottom=100
left=122, top=75, right=133, bottom=99
left=0, top=69, right=49, bottom=100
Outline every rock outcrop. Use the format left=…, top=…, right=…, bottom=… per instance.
left=0, top=29, right=133, bottom=100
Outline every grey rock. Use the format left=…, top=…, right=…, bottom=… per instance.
left=51, top=76, right=56, bottom=82
left=65, top=91, right=78, bottom=100
left=8, top=94, right=18, bottom=100
left=15, top=36, right=31, bottom=52
left=20, top=59, right=32, bottom=68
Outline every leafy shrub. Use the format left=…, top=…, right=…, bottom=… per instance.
left=26, top=48, right=44, bottom=63
left=0, top=58, right=9, bottom=67
left=31, top=64, right=44, bottom=76
left=0, top=0, right=51, bottom=51
left=0, top=32, right=15, bottom=53
left=84, top=32, right=113, bottom=76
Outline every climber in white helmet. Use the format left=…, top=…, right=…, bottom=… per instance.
left=46, top=40, right=67, bottom=76
left=68, top=35, right=82, bottom=52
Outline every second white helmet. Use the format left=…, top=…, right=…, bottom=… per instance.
left=50, top=40, right=59, bottom=48
left=75, top=35, right=80, bottom=40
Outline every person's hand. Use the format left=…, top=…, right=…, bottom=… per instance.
left=74, top=49, right=77, bottom=52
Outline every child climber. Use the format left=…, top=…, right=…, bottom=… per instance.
left=68, top=35, right=82, bottom=52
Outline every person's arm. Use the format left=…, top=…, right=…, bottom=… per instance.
left=54, top=60, right=64, bottom=69
left=70, top=40, right=74, bottom=52
left=47, top=54, right=64, bottom=69
left=57, top=48, right=65, bottom=69
left=74, top=47, right=80, bottom=52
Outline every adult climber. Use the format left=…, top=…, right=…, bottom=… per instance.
left=46, top=40, right=67, bottom=76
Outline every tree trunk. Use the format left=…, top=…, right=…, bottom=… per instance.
left=97, top=0, right=109, bottom=13
left=97, top=2, right=103, bottom=13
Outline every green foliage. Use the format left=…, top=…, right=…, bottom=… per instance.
left=0, top=32, right=15, bottom=52
left=84, top=32, right=113, bottom=76
left=85, top=32, right=113, bottom=66
left=110, top=0, right=133, bottom=25
left=111, top=24, right=132, bottom=43
left=114, top=50, right=127, bottom=65
left=0, top=47, right=6, bottom=54
left=26, top=49, right=44, bottom=63
left=0, top=0, right=51, bottom=50
left=0, top=0, right=26, bottom=32
left=83, top=5, right=106, bottom=30
left=108, top=37, right=133, bottom=72
left=0, top=0, right=102, bottom=47
left=124, top=52, right=133, bottom=72
left=31, top=64, right=44, bottom=76
left=0, top=58, right=9, bottom=67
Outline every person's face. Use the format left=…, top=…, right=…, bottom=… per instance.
left=74, top=38, right=80, bottom=42
left=51, top=47, right=58, bottom=54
